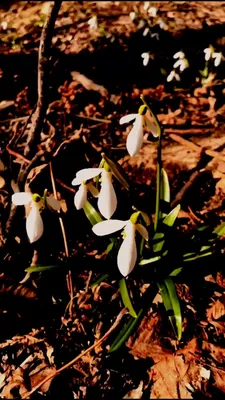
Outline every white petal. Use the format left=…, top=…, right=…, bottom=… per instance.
left=26, top=205, right=44, bottom=243
left=167, top=70, right=175, bottom=82
left=97, top=172, right=117, bottom=219
left=126, top=114, right=143, bottom=156
left=46, top=197, right=60, bottom=211
left=119, top=114, right=137, bottom=125
left=12, top=192, right=32, bottom=205
left=72, top=168, right=103, bottom=185
left=173, top=59, right=182, bottom=69
left=204, top=48, right=211, bottom=61
left=135, top=223, right=149, bottom=240
left=92, top=219, right=128, bottom=236
left=74, top=184, right=88, bottom=210
left=117, top=224, right=137, bottom=276
left=144, top=117, right=159, bottom=137
left=173, top=51, right=184, bottom=59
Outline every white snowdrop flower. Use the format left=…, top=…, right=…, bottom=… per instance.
left=204, top=46, right=213, bottom=61
left=158, top=18, right=166, bottom=29
left=129, top=11, right=136, bottom=21
left=143, top=27, right=149, bottom=36
left=173, top=58, right=188, bottom=72
left=138, top=20, right=145, bottom=29
left=212, top=51, right=222, bottom=67
left=88, top=15, right=98, bottom=30
left=12, top=192, right=60, bottom=243
left=141, top=52, right=150, bottom=66
left=148, top=7, right=157, bottom=17
left=72, top=168, right=117, bottom=219
left=92, top=218, right=148, bottom=276
left=119, top=106, right=159, bottom=157
left=1, top=21, right=7, bottom=30
left=151, top=32, right=159, bottom=40
left=173, top=51, right=185, bottom=59
left=167, top=70, right=180, bottom=82
left=143, top=1, right=150, bottom=11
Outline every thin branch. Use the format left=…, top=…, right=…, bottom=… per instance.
left=24, top=1, right=62, bottom=156
left=21, top=308, right=126, bottom=399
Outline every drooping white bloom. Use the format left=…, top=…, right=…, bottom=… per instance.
left=92, top=219, right=149, bottom=276
left=12, top=192, right=60, bottom=243
left=88, top=15, right=98, bottom=30
left=173, top=58, right=188, bottom=72
left=143, top=1, right=150, bottom=11
left=72, top=168, right=117, bottom=219
left=129, top=11, right=136, bottom=21
left=167, top=70, right=180, bottom=82
left=1, top=21, right=7, bottom=31
left=119, top=110, right=159, bottom=157
left=143, top=27, right=150, bottom=36
left=212, top=51, right=222, bottom=67
left=204, top=46, right=213, bottom=61
left=158, top=18, right=166, bottom=30
left=173, top=51, right=185, bottom=59
left=148, top=7, right=157, bottom=17
left=141, top=52, right=150, bottom=66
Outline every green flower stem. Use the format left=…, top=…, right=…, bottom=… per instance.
left=140, top=95, right=162, bottom=232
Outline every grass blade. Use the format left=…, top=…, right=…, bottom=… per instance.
left=25, top=264, right=60, bottom=272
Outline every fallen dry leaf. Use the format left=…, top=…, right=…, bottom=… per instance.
left=123, top=381, right=143, bottom=399
left=202, top=341, right=225, bottom=364
left=206, top=299, right=225, bottom=321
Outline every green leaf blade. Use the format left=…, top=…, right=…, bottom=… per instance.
left=119, top=278, right=137, bottom=318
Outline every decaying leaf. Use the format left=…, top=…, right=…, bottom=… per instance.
left=206, top=299, right=225, bottom=321
left=123, top=381, right=143, bottom=399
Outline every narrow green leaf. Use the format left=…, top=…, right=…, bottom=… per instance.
left=214, top=221, right=225, bottom=237
left=101, top=153, right=130, bottom=190
left=158, top=278, right=182, bottom=340
left=25, top=264, right=60, bottom=272
left=169, top=267, right=183, bottom=277
left=106, top=241, right=115, bottom=254
left=153, top=232, right=165, bottom=253
left=83, top=201, right=103, bottom=226
left=119, top=278, right=137, bottom=318
left=90, top=273, right=110, bottom=288
left=109, top=309, right=143, bottom=352
left=139, top=255, right=161, bottom=265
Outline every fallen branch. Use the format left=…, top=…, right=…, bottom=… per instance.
left=22, top=308, right=126, bottom=398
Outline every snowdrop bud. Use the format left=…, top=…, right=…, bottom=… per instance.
left=26, top=204, right=44, bottom=243
left=74, top=183, right=88, bottom=210
left=1, top=21, right=7, bottom=31
left=117, top=221, right=137, bottom=276
left=88, top=15, right=98, bottom=30
left=98, top=170, right=117, bottom=219
left=158, top=18, right=166, bottom=29
left=141, top=52, right=150, bottom=66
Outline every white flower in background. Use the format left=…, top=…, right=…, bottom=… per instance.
left=129, top=11, right=136, bottom=21
left=72, top=168, right=117, bottom=219
left=204, top=46, right=213, bottom=61
left=173, top=51, right=185, bottom=59
left=173, top=58, right=188, bottom=72
left=1, top=21, right=7, bottom=31
left=119, top=106, right=159, bottom=157
left=144, top=1, right=150, bottom=11
left=88, top=15, right=98, bottom=30
left=212, top=51, right=222, bottom=67
left=92, top=218, right=148, bottom=276
left=167, top=70, right=180, bottom=82
left=143, top=27, right=149, bottom=36
left=12, top=192, right=60, bottom=243
left=141, top=52, right=150, bottom=66
left=158, top=18, right=166, bottom=29
left=138, top=20, right=145, bottom=29
left=148, top=6, right=157, bottom=17
left=151, top=32, right=159, bottom=40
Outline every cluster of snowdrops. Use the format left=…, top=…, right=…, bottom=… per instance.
left=12, top=103, right=159, bottom=277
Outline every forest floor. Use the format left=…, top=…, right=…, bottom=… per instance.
left=1, top=1, right=225, bottom=399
